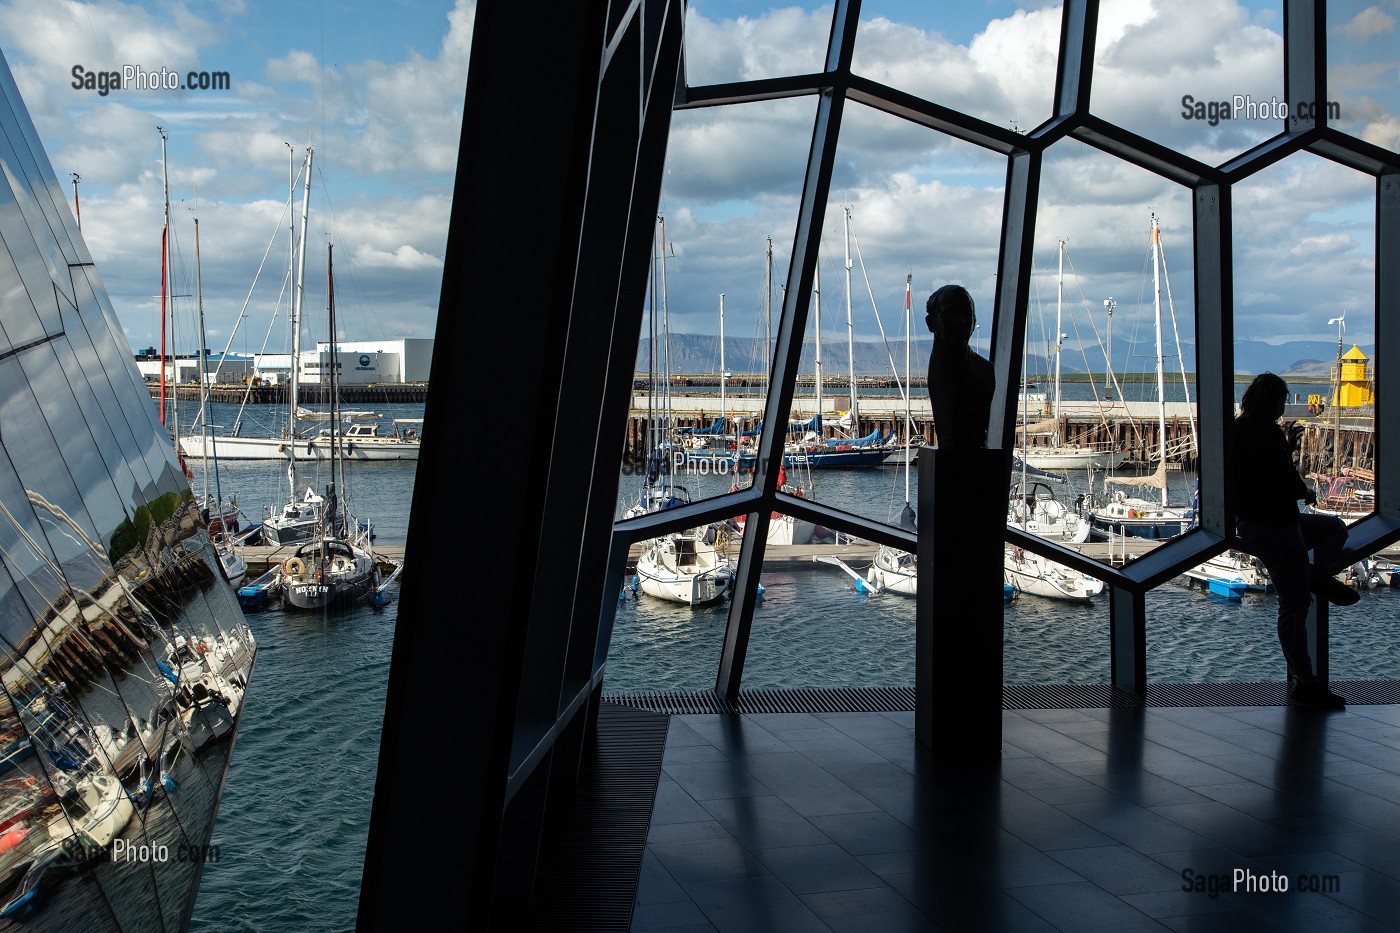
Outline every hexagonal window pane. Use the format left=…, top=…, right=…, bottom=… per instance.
left=1232, top=152, right=1376, bottom=525
left=1093, top=0, right=1286, bottom=163
left=766, top=101, right=1006, bottom=534
left=1029, top=138, right=1198, bottom=570
left=683, top=1, right=834, bottom=87
left=853, top=2, right=1063, bottom=130
left=618, top=99, right=818, bottom=516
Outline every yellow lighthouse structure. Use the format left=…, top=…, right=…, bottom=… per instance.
left=1332, top=343, right=1374, bottom=408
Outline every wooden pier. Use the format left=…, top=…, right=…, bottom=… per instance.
left=241, top=544, right=404, bottom=574
left=623, top=538, right=1162, bottom=572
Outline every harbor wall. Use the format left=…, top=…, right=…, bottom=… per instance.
left=148, top=383, right=429, bottom=404
left=623, top=396, right=1378, bottom=475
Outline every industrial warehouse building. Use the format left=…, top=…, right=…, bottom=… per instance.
left=134, top=337, right=434, bottom=385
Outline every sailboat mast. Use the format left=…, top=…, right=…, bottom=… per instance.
left=904, top=273, right=911, bottom=505
left=328, top=242, right=348, bottom=527
left=195, top=217, right=212, bottom=504
left=813, top=264, right=822, bottom=432
left=765, top=236, right=773, bottom=394
left=1152, top=214, right=1168, bottom=507
left=1054, top=238, right=1064, bottom=429
left=158, top=127, right=170, bottom=427
left=844, top=207, right=857, bottom=426
left=719, top=293, right=727, bottom=437
left=289, top=147, right=314, bottom=495
left=660, top=215, right=673, bottom=498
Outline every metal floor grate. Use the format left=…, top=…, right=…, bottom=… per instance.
left=604, top=681, right=1400, bottom=714
left=503, top=701, right=669, bottom=932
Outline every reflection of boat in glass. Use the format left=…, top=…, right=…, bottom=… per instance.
left=0, top=769, right=134, bottom=919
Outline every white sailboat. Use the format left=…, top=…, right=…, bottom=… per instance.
left=1020, top=239, right=1126, bottom=471
left=262, top=148, right=325, bottom=546
left=634, top=526, right=735, bottom=606
left=1004, top=546, right=1103, bottom=602
left=1088, top=215, right=1197, bottom=540
left=632, top=216, right=736, bottom=605
left=869, top=274, right=917, bottom=596
left=1005, top=300, right=1102, bottom=602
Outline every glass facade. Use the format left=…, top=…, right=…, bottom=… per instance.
left=0, top=52, right=254, bottom=930
left=368, top=0, right=1398, bottom=924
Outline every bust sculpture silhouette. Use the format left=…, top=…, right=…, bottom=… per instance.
left=926, top=284, right=995, bottom=449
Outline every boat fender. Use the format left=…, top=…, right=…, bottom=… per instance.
left=284, top=557, right=306, bottom=577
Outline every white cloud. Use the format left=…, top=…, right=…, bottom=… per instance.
left=1339, top=5, right=1396, bottom=40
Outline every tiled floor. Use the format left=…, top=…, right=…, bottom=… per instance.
left=632, top=705, right=1400, bottom=931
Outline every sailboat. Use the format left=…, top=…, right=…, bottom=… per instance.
left=192, top=216, right=247, bottom=587
left=1003, top=547, right=1104, bottom=602
left=631, top=216, right=736, bottom=605
left=261, top=148, right=328, bottom=546
left=1004, top=283, right=1102, bottom=602
left=869, top=275, right=918, bottom=596
left=1019, top=239, right=1126, bottom=471
left=280, top=242, right=383, bottom=612
left=1087, top=214, right=1197, bottom=540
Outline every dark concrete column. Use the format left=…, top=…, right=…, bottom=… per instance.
left=916, top=446, right=1009, bottom=755
left=1109, top=586, right=1147, bottom=697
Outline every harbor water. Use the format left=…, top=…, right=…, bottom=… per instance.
left=186, top=389, right=1397, bottom=931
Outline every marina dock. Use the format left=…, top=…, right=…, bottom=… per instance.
left=623, top=537, right=1165, bottom=571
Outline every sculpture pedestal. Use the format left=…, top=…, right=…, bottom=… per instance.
left=916, top=447, right=1009, bottom=756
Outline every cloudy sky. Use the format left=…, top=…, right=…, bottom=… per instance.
left=0, top=0, right=469, bottom=356
left=0, top=0, right=1394, bottom=375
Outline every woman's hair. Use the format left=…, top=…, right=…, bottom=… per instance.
left=1239, top=371, right=1288, bottom=417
